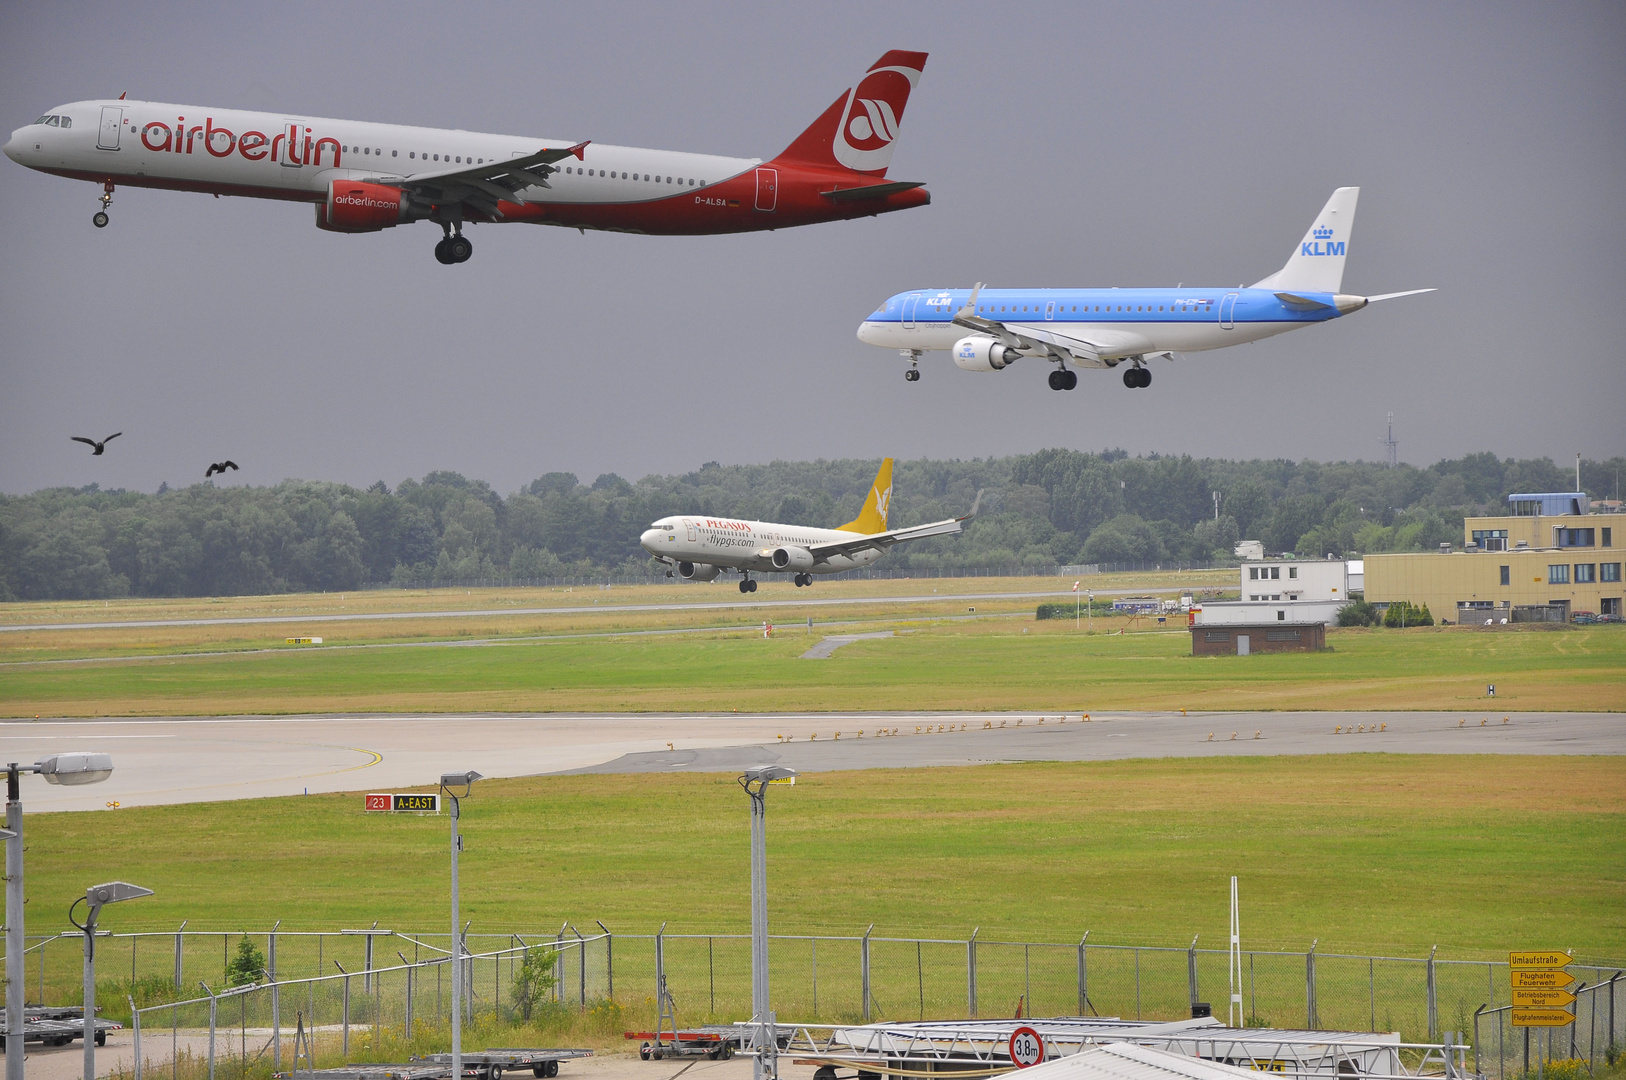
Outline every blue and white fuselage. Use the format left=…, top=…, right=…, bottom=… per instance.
left=857, top=188, right=1433, bottom=390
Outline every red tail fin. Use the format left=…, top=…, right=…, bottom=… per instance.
left=773, top=50, right=927, bottom=177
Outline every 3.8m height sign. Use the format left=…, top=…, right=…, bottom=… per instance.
left=365, top=793, right=441, bottom=813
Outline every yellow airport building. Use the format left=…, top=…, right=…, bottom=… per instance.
left=1365, top=492, right=1621, bottom=621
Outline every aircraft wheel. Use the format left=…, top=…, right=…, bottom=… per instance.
left=93, top=211, right=110, bottom=228
left=449, top=235, right=473, bottom=262
left=748, top=579, right=758, bottom=593
left=1122, top=368, right=1137, bottom=388
left=434, top=239, right=455, bottom=264
left=1138, top=367, right=1152, bottom=388
left=905, top=368, right=920, bottom=382
left=1064, top=369, right=1079, bottom=390
left=1048, top=370, right=1066, bottom=391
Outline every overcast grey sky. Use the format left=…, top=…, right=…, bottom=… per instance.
left=2, top=1, right=1622, bottom=497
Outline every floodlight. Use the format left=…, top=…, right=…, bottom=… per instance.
left=742, top=765, right=797, bottom=785
left=86, top=881, right=154, bottom=914
left=440, top=770, right=483, bottom=791
left=36, top=753, right=113, bottom=786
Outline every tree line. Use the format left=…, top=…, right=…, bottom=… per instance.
left=2, top=451, right=1619, bottom=601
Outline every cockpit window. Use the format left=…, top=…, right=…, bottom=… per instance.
left=59, top=116, right=70, bottom=128
left=35, top=115, right=50, bottom=125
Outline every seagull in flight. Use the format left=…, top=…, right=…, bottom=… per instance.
left=205, top=460, right=239, bottom=478
left=71, top=432, right=122, bottom=455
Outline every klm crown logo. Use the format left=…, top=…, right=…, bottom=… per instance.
left=1303, top=223, right=1344, bottom=258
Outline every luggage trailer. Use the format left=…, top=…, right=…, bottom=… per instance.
left=0, top=1004, right=121, bottom=1049
left=624, top=1023, right=792, bottom=1060
left=273, top=1048, right=591, bottom=1080
left=779, top=1018, right=1467, bottom=1080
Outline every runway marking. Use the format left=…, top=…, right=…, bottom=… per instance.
left=337, top=747, right=383, bottom=772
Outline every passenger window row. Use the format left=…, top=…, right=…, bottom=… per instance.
left=563, top=167, right=705, bottom=186
left=976, top=302, right=1214, bottom=314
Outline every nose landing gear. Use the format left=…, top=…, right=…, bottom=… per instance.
left=901, top=349, right=922, bottom=382
left=93, top=181, right=114, bottom=228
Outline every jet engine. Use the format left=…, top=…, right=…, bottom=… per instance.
left=768, top=546, right=815, bottom=572
left=316, top=181, right=426, bottom=232
left=952, top=335, right=1021, bottom=371
left=677, top=561, right=722, bottom=582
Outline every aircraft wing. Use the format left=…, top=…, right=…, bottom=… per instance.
left=808, top=492, right=982, bottom=560
left=950, top=284, right=1151, bottom=368
left=371, top=142, right=590, bottom=218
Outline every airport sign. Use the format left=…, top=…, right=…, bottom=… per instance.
left=365, top=793, right=441, bottom=812
left=1511, top=1009, right=1576, bottom=1028
left=1511, top=970, right=1575, bottom=989
left=1509, top=951, right=1572, bottom=969
left=1009, top=1027, right=1045, bottom=1068
left=1513, top=989, right=1576, bottom=1008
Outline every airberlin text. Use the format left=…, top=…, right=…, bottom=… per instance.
left=139, top=117, right=342, bottom=167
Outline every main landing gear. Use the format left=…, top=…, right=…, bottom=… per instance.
left=1122, top=365, right=1152, bottom=389
left=792, top=573, right=813, bottom=587
left=93, top=181, right=114, bottom=228
left=434, top=224, right=473, bottom=264
left=738, top=576, right=758, bottom=594
left=1047, top=368, right=1078, bottom=391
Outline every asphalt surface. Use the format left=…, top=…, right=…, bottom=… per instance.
left=0, top=586, right=1181, bottom=633
left=5, top=710, right=1618, bottom=812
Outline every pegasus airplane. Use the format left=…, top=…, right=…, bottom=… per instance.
left=4, top=52, right=929, bottom=264
left=858, top=187, right=1432, bottom=389
left=640, top=459, right=975, bottom=593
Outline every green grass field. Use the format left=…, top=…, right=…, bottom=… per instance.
left=2, top=615, right=1620, bottom=716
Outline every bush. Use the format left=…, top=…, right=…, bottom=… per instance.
left=511, top=946, right=559, bottom=1021
left=225, top=934, right=267, bottom=986
left=1382, top=600, right=1434, bottom=628
left=1337, top=598, right=1381, bottom=627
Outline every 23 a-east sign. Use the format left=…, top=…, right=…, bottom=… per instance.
left=365, top=793, right=441, bottom=812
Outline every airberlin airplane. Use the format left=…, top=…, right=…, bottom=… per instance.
left=4, top=51, right=929, bottom=264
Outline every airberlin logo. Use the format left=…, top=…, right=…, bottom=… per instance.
left=335, top=192, right=397, bottom=209
left=138, top=116, right=341, bottom=167
left=832, top=65, right=919, bottom=172
left=1302, top=224, right=1344, bottom=257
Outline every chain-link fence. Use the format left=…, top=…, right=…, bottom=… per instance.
left=1473, top=976, right=1624, bottom=1080
left=8, top=925, right=1619, bottom=1076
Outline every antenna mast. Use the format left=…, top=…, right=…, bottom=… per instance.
left=1381, top=412, right=1398, bottom=469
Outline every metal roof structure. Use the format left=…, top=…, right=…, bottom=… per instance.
left=1007, top=1042, right=1283, bottom=1080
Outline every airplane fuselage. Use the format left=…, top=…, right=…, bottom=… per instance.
left=5, top=98, right=928, bottom=235
left=641, top=516, right=883, bottom=576
left=858, top=286, right=1363, bottom=364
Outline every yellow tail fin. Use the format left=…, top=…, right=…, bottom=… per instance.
left=837, top=458, right=894, bottom=534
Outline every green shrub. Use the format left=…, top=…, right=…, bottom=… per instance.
left=1382, top=600, right=1434, bottom=627
left=1337, top=598, right=1381, bottom=627
left=511, top=946, right=559, bottom=1021
left=225, top=933, right=266, bottom=986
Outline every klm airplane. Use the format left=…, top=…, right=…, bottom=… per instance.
left=857, top=188, right=1432, bottom=390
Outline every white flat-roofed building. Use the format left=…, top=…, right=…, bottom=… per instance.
left=1240, top=558, right=1350, bottom=602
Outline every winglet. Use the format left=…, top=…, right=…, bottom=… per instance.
left=956, top=283, right=984, bottom=320
left=963, top=489, right=984, bottom=520
left=118, top=91, right=127, bottom=101
left=568, top=140, right=590, bottom=161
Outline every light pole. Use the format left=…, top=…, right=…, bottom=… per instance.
left=69, top=881, right=152, bottom=1080
left=440, top=771, right=482, bottom=1080
left=6, top=753, right=113, bottom=1080
left=738, top=765, right=796, bottom=1080
left=1087, top=591, right=1094, bottom=632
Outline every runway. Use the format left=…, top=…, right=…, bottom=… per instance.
left=5, top=710, right=1618, bottom=812
left=0, top=586, right=1174, bottom=633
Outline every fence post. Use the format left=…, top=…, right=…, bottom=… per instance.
left=597, top=921, right=613, bottom=1001
left=1077, top=932, right=1089, bottom=1017
left=862, top=925, right=874, bottom=1022
left=169, top=923, right=186, bottom=990
left=575, top=925, right=587, bottom=1006
left=130, top=994, right=141, bottom=1080
left=201, top=981, right=217, bottom=1080
left=269, top=920, right=280, bottom=1073
left=1473, top=1005, right=1485, bottom=1078
left=1306, top=940, right=1318, bottom=1030
left=1428, top=945, right=1439, bottom=1040
left=1188, top=935, right=1200, bottom=1010
left=967, top=928, right=979, bottom=1019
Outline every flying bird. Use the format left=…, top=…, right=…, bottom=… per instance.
left=70, top=432, right=122, bottom=455
left=205, top=460, right=239, bottom=478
